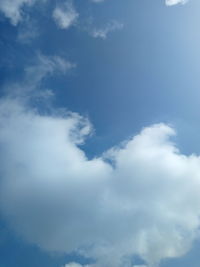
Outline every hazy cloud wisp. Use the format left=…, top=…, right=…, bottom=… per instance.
left=89, top=20, right=123, bottom=39
left=165, top=0, right=188, bottom=6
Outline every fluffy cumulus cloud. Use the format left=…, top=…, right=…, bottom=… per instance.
left=53, top=0, right=79, bottom=30
left=1, top=93, right=200, bottom=267
left=165, top=0, right=188, bottom=6
left=0, top=1, right=196, bottom=267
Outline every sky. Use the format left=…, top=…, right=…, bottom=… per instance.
left=1, top=0, right=200, bottom=267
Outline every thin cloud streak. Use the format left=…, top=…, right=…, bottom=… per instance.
left=165, top=0, right=188, bottom=6
left=89, top=20, right=123, bottom=39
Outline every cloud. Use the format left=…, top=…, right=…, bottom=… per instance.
left=0, top=0, right=79, bottom=27
left=53, top=1, right=79, bottom=30
left=17, top=19, right=39, bottom=44
left=165, top=0, right=188, bottom=6
left=0, top=1, right=196, bottom=267
left=89, top=20, right=123, bottom=39
left=24, top=52, right=76, bottom=84
left=0, top=0, right=37, bottom=25
left=90, top=0, right=105, bottom=3
left=64, top=263, right=90, bottom=267
left=0, top=0, right=189, bottom=27
left=5, top=52, right=76, bottom=98
left=1, top=94, right=200, bottom=267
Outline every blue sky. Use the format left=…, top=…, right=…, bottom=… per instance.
left=1, top=0, right=200, bottom=267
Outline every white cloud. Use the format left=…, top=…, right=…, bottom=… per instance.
left=0, top=0, right=79, bottom=27
left=165, top=0, right=188, bottom=6
left=1, top=96, right=200, bottom=267
left=0, top=0, right=37, bottom=25
left=89, top=20, right=123, bottom=39
left=0, top=0, right=190, bottom=27
left=53, top=1, right=78, bottom=30
left=0, top=1, right=196, bottom=266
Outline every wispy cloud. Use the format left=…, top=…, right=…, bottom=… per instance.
left=90, top=0, right=105, bottom=3
left=0, top=0, right=79, bottom=28
left=64, top=263, right=90, bottom=267
left=89, top=20, right=123, bottom=39
left=53, top=0, right=79, bottom=30
left=17, top=19, right=39, bottom=44
left=165, top=0, right=188, bottom=6
left=0, top=0, right=37, bottom=25
left=5, top=52, right=76, bottom=99
left=0, top=0, right=190, bottom=27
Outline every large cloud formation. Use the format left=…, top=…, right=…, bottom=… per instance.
left=1, top=96, right=200, bottom=267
